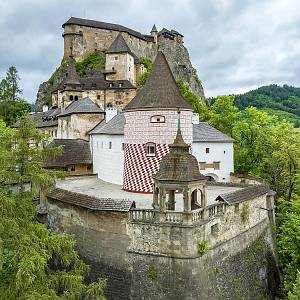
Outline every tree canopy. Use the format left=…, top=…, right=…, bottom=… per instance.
left=0, top=66, right=31, bottom=126
left=0, top=118, right=106, bottom=299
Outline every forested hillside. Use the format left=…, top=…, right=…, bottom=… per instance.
left=234, top=84, right=300, bottom=127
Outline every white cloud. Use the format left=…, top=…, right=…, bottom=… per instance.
left=0, top=0, right=300, bottom=102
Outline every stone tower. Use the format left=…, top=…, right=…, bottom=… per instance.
left=150, top=24, right=158, bottom=43
left=105, top=33, right=135, bottom=85
left=123, top=51, right=193, bottom=193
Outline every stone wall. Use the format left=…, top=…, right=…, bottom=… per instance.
left=47, top=199, right=132, bottom=300
left=46, top=192, right=279, bottom=300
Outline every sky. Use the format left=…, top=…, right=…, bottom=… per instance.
left=0, top=0, right=300, bottom=103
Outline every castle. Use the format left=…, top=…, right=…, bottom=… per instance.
left=33, top=17, right=279, bottom=300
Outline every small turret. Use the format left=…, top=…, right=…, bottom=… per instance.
left=150, top=24, right=158, bottom=43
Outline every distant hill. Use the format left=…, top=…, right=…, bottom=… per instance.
left=234, top=84, right=300, bottom=127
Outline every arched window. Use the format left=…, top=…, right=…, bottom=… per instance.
left=74, top=95, right=78, bottom=101
left=69, top=95, right=73, bottom=101
left=107, top=102, right=113, bottom=108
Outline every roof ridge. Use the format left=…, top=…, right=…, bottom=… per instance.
left=125, top=51, right=193, bottom=111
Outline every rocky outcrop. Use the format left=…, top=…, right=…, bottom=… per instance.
left=159, top=39, right=205, bottom=100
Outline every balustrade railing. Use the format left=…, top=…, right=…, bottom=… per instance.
left=130, top=203, right=226, bottom=224
left=165, top=211, right=183, bottom=223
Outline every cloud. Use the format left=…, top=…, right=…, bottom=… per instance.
left=0, top=0, right=299, bottom=102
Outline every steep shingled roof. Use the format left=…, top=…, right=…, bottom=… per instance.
left=45, top=139, right=92, bottom=168
left=63, top=17, right=151, bottom=42
left=151, top=24, right=158, bottom=33
left=216, top=185, right=271, bottom=205
left=47, top=187, right=135, bottom=212
left=193, top=123, right=234, bottom=143
left=125, top=52, right=193, bottom=111
left=107, top=33, right=132, bottom=54
left=89, top=113, right=125, bottom=135
left=59, top=97, right=104, bottom=117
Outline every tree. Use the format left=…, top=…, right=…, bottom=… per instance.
left=0, top=66, right=31, bottom=126
left=289, top=271, right=300, bottom=300
left=136, top=57, right=153, bottom=87
left=0, top=118, right=106, bottom=299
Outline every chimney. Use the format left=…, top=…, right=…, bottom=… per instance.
left=192, top=113, right=200, bottom=125
left=105, top=107, right=118, bottom=123
left=42, top=105, right=49, bottom=112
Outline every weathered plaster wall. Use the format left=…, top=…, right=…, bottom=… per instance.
left=46, top=194, right=279, bottom=300
left=57, top=113, right=104, bottom=140
left=63, top=25, right=156, bottom=61
left=192, top=141, right=234, bottom=182
left=47, top=199, right=132, bottom=300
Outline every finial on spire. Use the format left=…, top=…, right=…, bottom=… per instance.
left=177, top=108, right=181, bottom=131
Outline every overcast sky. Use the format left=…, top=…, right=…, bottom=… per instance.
left=0, top=0, right=299, bottom=103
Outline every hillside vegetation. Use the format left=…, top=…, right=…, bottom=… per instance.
left=234, top=84, right=300, bottom=127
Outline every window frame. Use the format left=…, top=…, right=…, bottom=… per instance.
left=146, top=142, right=156, bottom=157
left=150, top=115, right=166, bottom=123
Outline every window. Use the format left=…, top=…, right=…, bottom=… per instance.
left=146, top=143, right=156, bottom=157
left=112, top=67, right=115, bottom=71
left=128, top=67, right=131, bottom=71
left=150, top=115, right=165, bottom=123
left=69, top=95, right=73, bottom=101
left=70, top=165, right=75, bottom=171
left=97, top=141, right=99, bottom=149
left=97, top=95, right=100, bottom=100
left=115, top=56, right=118, bottom=60
left=224, top=150, right=226, bottom=154
left=206, top=148, right=210, bottom=154
left=211, top=224, right=219, bottom=235
left=87, top=165, right=92, bottom=171
left=234, top=204, right=239, bottom=214
left=118, top=83, right=123, bottom=88
left=74, top=95, right=78, bottom=101
left=109, top=141, right=112, bottom=149
left=101, top=141, right=104, bottom=148
left=107, top=102, right=113, bottom=108
left=109, top=83, right=113, bottom=88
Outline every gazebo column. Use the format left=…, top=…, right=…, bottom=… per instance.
left=152, top=185, right=159, bottom=209
left=167, top=190, right=175, bottom=210
left=183, top=188, right=192, bottom=225
left=159, top=189, right=167, bottom=222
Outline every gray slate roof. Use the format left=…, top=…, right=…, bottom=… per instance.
left=63, top=17, right=152, bottom=42
left=193, top=123, right=234, bottom=143
left=90, top=113, right=125, bottom=135
left=107, top=33, right=132, bottom=54
left=45, top=139, right=92, bottom=167
left=59, top=97, right=104, bottom=117
left=216, top=185, right=271, bottom=205
left=13, top=107, right=61, bottom=129
left=151, top=24, right=158, bottom=33
left=89, top=116, right=234, bottom=143
left=125, top=52, right=192, bottom=111
left=47, top=187, right=135, bottom=212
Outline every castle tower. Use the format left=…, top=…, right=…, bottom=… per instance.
left=105, top=33, right=135, bottom=85
left=152, top=111, right=207, bottom=213
left=150, top=24, right=158, bottom=43
left=123, top=51, right=193, bottom=193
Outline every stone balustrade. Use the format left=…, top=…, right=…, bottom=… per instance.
left=129, top=203, right=225, bottom=225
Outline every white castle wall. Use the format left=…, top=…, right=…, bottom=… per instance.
left=192, top=142, right=234, bottom=182
left=91, top=134, right=124, bottom=185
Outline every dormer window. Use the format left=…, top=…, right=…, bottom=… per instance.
left=150, top=115, right=165, bottom=123
left=74, top=96, right=78, bottom=101
left=109, top=83, right=114, bottom=88
left=118, top=83, right=123, bottom=88
left=69, top=95, right=73, bottom=101
left=146, top=143, right=156, bottom=157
